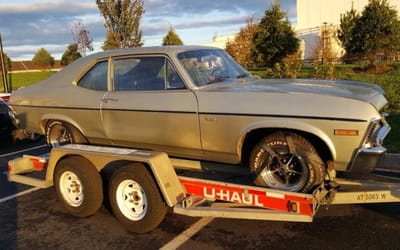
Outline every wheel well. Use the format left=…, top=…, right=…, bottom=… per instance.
left=241, top=128, right=333, bottom=166
left=43, top=119, right=88, bottom=144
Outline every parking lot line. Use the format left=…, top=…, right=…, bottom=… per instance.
left=0, top=144, right=47, bottom=158
left=0, top=187, right=41, bottom=204
left=159, top=217, right=214, bottom=250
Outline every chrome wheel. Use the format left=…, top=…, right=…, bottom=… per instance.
left=46, top=121, right=72, bottom=146
left=256, top=151, right=309, bottom=191
left=250, top=132, right=325, bottom=193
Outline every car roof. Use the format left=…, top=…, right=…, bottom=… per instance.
left=86, top=45, right=221, bottom=61
left=32, top=45, right=222, bottom=88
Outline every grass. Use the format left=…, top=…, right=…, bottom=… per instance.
left=1, top=71, right=55, bottom=91
left=2, top=66, right=400, bottom=152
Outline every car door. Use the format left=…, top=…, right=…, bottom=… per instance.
left=73, top=59, right=110, bottom=143
left=100, top=56, right=202, bottom=158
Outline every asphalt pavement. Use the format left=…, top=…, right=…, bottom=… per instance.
left=0, top=137, right=49, bottom=199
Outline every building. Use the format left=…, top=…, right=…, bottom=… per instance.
left=201, top=34, right=235, bottom=49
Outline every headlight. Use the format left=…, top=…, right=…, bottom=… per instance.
left=363, top=114, right=391, bottom=147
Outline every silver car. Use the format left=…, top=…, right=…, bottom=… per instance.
left=9, top=46, right=391, bottom=193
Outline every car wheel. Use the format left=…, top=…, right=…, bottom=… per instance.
left=54, top=156, right=103, bottom=217
left=249, top=132, right=325, bottom=193
left=108, top=164, right=168, bottom=233
left=46, top=120, right=87, bottom=147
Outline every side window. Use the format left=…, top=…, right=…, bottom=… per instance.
left=113, top=57, right=166, bottom=91
left=78, top=61, right=108, bottom=91
left=166, top=60, right=185, bottom=89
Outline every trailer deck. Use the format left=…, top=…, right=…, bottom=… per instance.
left=6, top=144, right=400, bottom=233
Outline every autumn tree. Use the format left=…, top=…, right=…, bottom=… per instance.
left=162, top=25, right=183, bottom=46
left=225, top=18, right=257, bottom=68
left=32, top=48, right=54, bottom=69
left=71, top=20, right=93, bottom=56
left=251, top=3, right=299, bottom=67
left=61, top=44, right=82, bottom=66
left=96, top=0, right=144, bottom=50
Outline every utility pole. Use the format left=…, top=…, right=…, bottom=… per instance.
left=0, top=33, right=9, bottom=93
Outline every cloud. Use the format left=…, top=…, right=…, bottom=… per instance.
left=0, top=0, right=297, bottom=60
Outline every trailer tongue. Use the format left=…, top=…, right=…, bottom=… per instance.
left=6, top=144, right=400, bottom=233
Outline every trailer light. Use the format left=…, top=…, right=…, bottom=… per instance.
left=31, top=158, right=47, bottom=171
left=288, top=201, right=299, bottom=213
left=334, top=129, right=359, bottom=136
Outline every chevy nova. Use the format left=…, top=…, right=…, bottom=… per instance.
left=9, top=46, right=391, bottom=193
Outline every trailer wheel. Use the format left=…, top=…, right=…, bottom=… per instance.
left=54, top=157, right=103, bottom=217
left=108, top=164, right=167, bottom=233
left=249, top=132, right=325, bottom=193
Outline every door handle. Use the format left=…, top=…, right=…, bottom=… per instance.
left=102, top=98, right=118, bottom=103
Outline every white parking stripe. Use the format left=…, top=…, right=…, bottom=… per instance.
left=0, top=144, right=47, bottom=158
left=0, top=187, right=41, bottom=204
left=160, top=217, right=214, bottom=250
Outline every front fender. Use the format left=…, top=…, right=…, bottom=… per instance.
left=238, top=119, right=337, bottom=160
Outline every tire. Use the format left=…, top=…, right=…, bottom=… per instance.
left=54, top=157, right=103, bottom=217
left=249, top=132, right=325, bottom=193
left=108, top=164, right=168, bottom=233
left=46, top=120, right=87, bottom=147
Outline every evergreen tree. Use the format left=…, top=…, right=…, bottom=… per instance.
left=162, top=26, right=183, bottom=46
left=251, top=3, right=299, bottom=67
left=61, top=44, right=82, bottom=66
left=339, top=0, right=400, bottom=65
left=96, top=0, right=144, bottom=50
left=32, top=48, right=54, bottom=69
left=337, top=6, right=360, bottom=62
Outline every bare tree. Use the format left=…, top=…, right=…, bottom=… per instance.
left=71, top=20, right=94, bottom=56
left=96, top=0, right=144, bottom=50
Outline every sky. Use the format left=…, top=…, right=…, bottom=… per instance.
left=0, top=0, right=297, bottom=60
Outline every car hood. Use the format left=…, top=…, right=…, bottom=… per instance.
left=204, top=78, right=388, bottom=111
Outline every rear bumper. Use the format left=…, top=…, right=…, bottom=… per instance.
left=348, top=146, right=387, bottom=173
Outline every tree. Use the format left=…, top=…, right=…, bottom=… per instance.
left=71, top=20, right=93, bottom=56
left=339, top=0, right=400, bottom=65
left=251, top=3, right=299, bottom=67
left=162, top=25, right=183, bottom=46
left=61, top=44, right=82, bottom=66
left=225, top=18, right=258, bottom=68
left=32, top=48, right=54, bottom=69
left=96, top=0, right=144, bottom=50
left=337, top=6, right=360, bottom=62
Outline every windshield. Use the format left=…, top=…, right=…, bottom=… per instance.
left=177, top=49, right=250, bottom=86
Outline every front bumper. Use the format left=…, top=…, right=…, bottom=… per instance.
left=348, top=116, right=391, bottom=173
left=349, top=146, right=387, bottom=173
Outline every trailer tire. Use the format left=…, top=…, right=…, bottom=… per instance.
left=249, top=132, right=325, bottom=193
left=108, top=164, right=167, bottom=233
left=54, top=156, right=103, bottom=217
